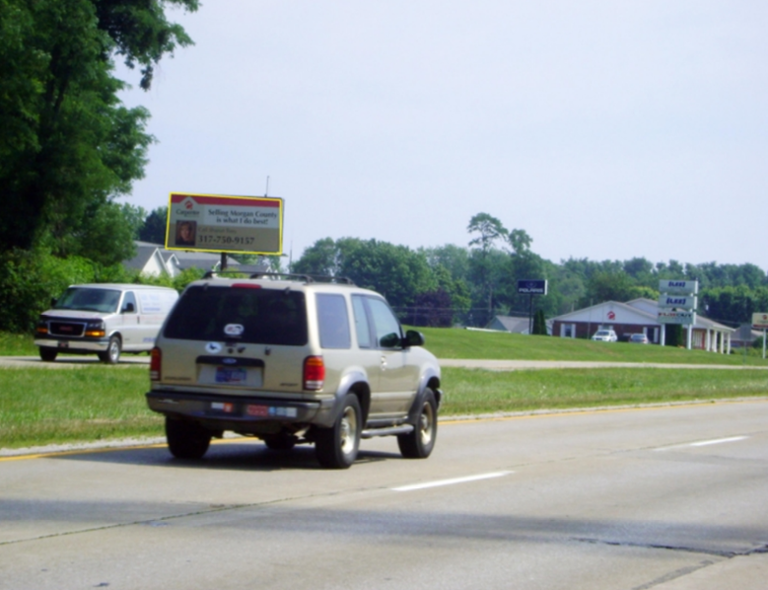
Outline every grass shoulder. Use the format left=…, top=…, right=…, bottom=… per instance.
left=418, top=327, right=768, bottom=366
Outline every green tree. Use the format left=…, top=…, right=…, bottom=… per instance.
left=467, top=213, right=509, bottom=323
left=580, top=271, right=637, bottom=307
left=468, top=213, right=508, bottom=252
left=336, top=238, right=436, bottom=310
left=0, top=0, right=198, bottom=257
left=507, top=228, right=532, bottom=256
left=291, top=237, right=340, bottom=276
left=292, top=238, right=437, bottom=311
left=139, top=206, right=168, bottom=244
left=532, top=309, right=548, bottom=335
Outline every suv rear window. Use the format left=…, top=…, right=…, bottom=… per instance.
left=164, top=285, right=308, bottom=345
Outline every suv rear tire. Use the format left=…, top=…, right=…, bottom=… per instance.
left=398, top=388, right=438, bottom=459
left=165, top=417, right=211, bottom=459
left=315, top=394, right=361, bottom=469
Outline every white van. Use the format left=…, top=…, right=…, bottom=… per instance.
left=34, top=284, right=179, bottom=363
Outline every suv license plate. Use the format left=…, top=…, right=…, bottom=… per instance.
left=215, top=367, right=247, bottom=384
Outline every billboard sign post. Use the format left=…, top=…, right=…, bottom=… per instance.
left=658, top=280, right=698, bottom=349
left=752, top=313, right=768, bottom=359
left=165, top=193, right=284, bottom=256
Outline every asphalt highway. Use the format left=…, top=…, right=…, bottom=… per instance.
left=1, top=398, right=767, bottom=589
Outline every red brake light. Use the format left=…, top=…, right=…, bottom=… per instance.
left=303, top=356, right=325, bottom=391
left=232, top=283, right=262, bottom=289
left=150, top=347, right=162, bottom=381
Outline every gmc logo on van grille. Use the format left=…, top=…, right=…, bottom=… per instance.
left=51, top=322, right=85, bottom=337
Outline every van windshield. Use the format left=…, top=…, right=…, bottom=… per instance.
left=163, top=285, right=308, bottom=346
left=55, top=288, right=121, bottom=313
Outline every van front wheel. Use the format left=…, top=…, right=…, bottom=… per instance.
left=98, top=336, right=121, bottom=364
left=39, top=347, right=58, bottom=362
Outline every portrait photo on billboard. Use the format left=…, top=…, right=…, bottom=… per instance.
left=175, top=220, right=197, bottom=246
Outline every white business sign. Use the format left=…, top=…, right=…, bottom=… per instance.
left=658, top=310, right=696, bottom=325
left=752, top=313, right=768, bottom=330
left=659, top=280, right=698, bottom=295
left=658, top=295, right=697, bottom=310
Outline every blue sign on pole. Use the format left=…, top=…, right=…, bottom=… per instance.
left=517, top=279, right=548, bottom=295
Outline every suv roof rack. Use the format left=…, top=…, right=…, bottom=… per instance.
left=202, top=270, right=355, bottom=285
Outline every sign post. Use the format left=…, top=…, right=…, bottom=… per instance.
left=517, top=280, right=548, bottom=334
left=751, top=313, right=768, bottom=359
left=657, top=280, right=698, bottom=349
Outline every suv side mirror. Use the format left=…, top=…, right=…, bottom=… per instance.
left=379, top=332, right=401, bottom=348
left=404, top=329, right=425, bottom=348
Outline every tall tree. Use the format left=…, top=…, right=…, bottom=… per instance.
left=139, top=206, right=169, bottom=244
left=467, top=213, right=508, bottom=323
left=0, top=0, right=198, bottom=258
left=467, top=213, right=508, bottom=253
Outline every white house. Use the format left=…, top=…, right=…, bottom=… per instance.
left=124, top=241, right=241, bottom=278
left=552, top=298, right=734, bottom=353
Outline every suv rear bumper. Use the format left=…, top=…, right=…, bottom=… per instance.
left=146, top=390, right=336, bottom=431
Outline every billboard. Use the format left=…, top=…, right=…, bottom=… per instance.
left=658, top=310, right=696, bottom=325
left=657, top=295, right=697, bottom=310
left=658, top=280, right=698, bottom=295
left=752, top=313, right=768, bottom=330
left=165, top=193, right=283, bottom=255
left=517, top=279, right=548, bottom=295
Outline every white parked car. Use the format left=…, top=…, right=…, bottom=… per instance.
left=591, top=328, right=618, bottom=342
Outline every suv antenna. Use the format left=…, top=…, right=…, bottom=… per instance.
left=265, top=176, right=270, bottom=197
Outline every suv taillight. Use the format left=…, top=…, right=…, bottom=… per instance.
left=303, top=356, right=325, bottom=391
left=150, top=347, right=161, bottom=381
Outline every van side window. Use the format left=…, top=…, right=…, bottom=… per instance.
left=351, top=295, right=372, bottom=349
left=121, top=292, right=137, bottom=314
left=316, top=294, right=351, bottom=349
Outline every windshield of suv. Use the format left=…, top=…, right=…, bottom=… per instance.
left=55, top=288, right=121, bottom=313
left=163, top=285, right=308, bottom=346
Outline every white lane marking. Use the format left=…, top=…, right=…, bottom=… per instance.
left=655, top=436, right=748, bottom=451
left=690, top=436, right=748, bottom=447
left=392, top=471, right=513, bottom=492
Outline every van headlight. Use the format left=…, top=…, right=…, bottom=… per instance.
left=85, top=320, right=106, bottom=338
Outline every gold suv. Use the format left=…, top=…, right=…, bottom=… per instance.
left=146, top=273, right=442, bottom=469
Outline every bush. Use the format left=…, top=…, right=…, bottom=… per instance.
left=0, top=249, right=138, bottom=333
left=0, top=249, right=91, bottom=333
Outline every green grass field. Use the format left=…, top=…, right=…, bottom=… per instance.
left=1, top=329, right=767, bottom=450
left=419, top=327, right=768, bottom=366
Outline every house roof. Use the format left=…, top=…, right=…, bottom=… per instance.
left=553, top=299, right=734, bottom=333
left=553, top=300, right=657, bottom=324
left=123, top=242, right=163, bottom=271
left=124, top=241, right=241, bottom=276
left=486, top=316, right=531, bottom=333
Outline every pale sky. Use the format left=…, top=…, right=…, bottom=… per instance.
left=117, top=1, right=768, bottom=270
